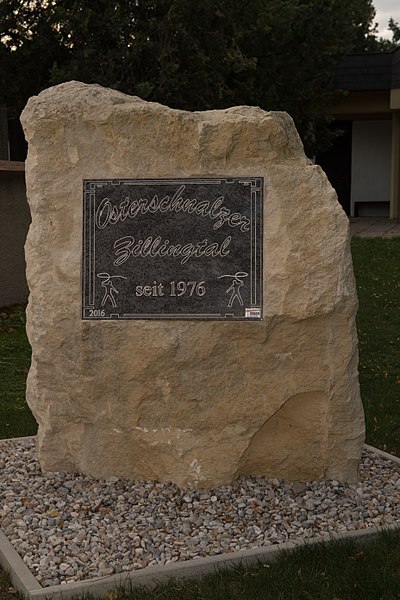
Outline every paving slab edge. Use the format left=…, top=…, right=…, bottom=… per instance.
left=0, top=439, right=399, bottom=599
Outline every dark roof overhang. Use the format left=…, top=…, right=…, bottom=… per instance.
left=334, top=48, right=400, bottom=91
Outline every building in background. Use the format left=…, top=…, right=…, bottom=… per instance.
left=0, top=105, right=27, bottom=162
left=0, top=106, right=30, bottom=307
left=318, top=48, right=400, bottom=218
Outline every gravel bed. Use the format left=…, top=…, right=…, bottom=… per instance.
left=1, top=438, right=400, bottom=588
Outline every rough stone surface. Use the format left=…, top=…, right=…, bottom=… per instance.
left=21, top=81, right=365, bottom=488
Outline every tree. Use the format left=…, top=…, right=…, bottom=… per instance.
left=379, top=17, right=400, bottom=49
left=357, top=16, right=400, bottom=52
left=0, top=0, right=380, bottom=154
left=388, top=18, right=400, bottom=45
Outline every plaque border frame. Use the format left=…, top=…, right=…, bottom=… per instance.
left=82, top=177, right=263, bottom=321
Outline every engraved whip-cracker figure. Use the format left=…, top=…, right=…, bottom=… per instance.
left=97, top=273, right=127, bottom=308
left=218, top=271, right=248, bottom=308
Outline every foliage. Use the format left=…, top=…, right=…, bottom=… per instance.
left=0, top=0, right=379, bottom=155
left=388, top=18, right=400, bottom=45
left=361, top=16, right=400, bottom=51
left=377, top=18, right=400, bottom=51
left=0, top=0, right=65, bottom=117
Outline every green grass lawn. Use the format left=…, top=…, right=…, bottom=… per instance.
left=110, top=529, right=400, bottom=600
left=0, top=306, right=36, bottom=439
left=352, top=237, right=400, bottom=456
left=0, top=569, right=18, bottom=600
left=1, top=237, right=400, bottom=599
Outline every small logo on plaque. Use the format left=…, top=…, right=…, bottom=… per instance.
left=245, top=308, right=262, bottom=319
left=82, top=178, right=263, bottom=320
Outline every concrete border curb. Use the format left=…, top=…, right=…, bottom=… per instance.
left=1, top=441, right=399, bottom=599
left=0, top=530, right=41, bottom=595
left=364, top=443, right=400, bottom=464
left=0, top=435, right=36, bottom=443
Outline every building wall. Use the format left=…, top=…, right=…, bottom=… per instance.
left=0, top=170, right=30, bottom=307
left=351, top=119, right=392, bottom=216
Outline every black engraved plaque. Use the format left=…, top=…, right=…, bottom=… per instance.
left=82, top=178, right=263, bottom=320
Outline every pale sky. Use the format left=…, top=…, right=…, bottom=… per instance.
left=373, top=0, right=400, bottom=38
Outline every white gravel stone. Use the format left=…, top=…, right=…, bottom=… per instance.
left=0, top=439, right=400, bottom=587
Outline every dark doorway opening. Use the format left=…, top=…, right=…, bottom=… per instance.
left=8, top=118, right=27, bottom=162
left=317, top=120, right=352, bottom=215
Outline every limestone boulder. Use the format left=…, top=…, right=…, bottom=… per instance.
left=21, top=81, right=365, bottom=487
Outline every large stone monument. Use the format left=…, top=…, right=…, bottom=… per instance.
left=21, top=82, right=365, bottom=488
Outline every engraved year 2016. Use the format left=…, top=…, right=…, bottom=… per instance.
left=88, top=309, right=106, bottom=317
left=136, top=281, right=206, bottom=297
